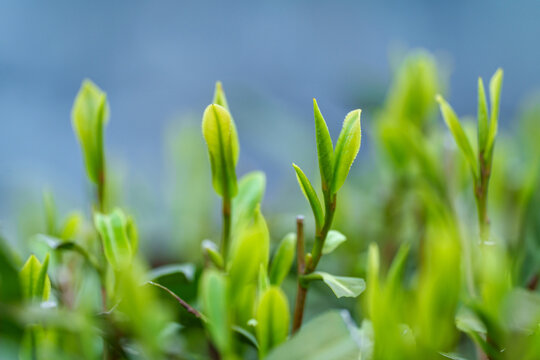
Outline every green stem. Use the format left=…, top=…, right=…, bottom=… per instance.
left=221, top=196, right=232, bottom=261
left=292, top=193, right=337, bottom=333
left=475, top=151, right=491, bottom=243
left=307, top=193, right=336, bottom=273
left=292, top=216, right=306, bottom=334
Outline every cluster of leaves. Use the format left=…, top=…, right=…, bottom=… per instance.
left=1, top=50, right=540, bottom=360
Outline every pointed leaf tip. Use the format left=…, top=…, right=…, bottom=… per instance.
left=331, top=109, right=362, bottom=194
left=292, top=164, right=324, bottom=231
left=313, top=99, right=334, bottom=192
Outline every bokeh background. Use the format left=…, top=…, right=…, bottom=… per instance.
left=1, top=0, right=540, bottom=258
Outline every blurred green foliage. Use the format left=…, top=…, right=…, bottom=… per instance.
left=1, top=49, right=540, bottom=360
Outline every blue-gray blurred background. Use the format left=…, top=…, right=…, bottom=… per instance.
left=1, top=1, right=539, bottom=254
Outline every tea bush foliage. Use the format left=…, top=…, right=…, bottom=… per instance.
left=1, top=50, right=540, bottom=360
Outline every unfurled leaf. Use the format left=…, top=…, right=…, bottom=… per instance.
left=331, top=109, right=362, bottom=194
left=306, top=271, right=365, bottom=298
left=256, top=287, right=290, bottom=358
left=313, top=99, right=334, bottom=191
left=147, top=263, right=195, bottom=282
left=486, top=68, right=503, bottom=157
left=436, top=95, right=479, bottom=180
left=231, top=171, right=266, bottom=239
left=200, top=270, right=232, bottom=355
left=202, top=104, right=239, bottom=197
left=269, top=232, right=296, bottom=286
left=267, top=310, right=361, bottom=360
left=477, top=77, right=489, bottom=153
left=322, top=230, right=346, bottom=255
left=229, top=207, right=270, bottom=298
left=202, top=240, right=224, bottom=269
left=94, top=208, right=134, bottom=270
left=71, top=79, right=109, bottom=184
left=20, top=254, right=51, bottom=301
left=292, top=163, right=324, bottom=231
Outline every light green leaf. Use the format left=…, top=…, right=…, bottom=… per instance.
left=436, top=95, right=479, bottom=180
left=94, top=208, right=133, bottom=271
left=269, top=232, right=296, bottom=286
left=322, top=230, right=346, bottom=255
left=231, top=171, right=266, bottom=240
left=147, top=263, right=195, bottom=282
left=486, top=68, right=503, bottom=157
left=313, top=99, right=334, bottom=192
left=71, top=79, right=109, bottom=184
left=258, top=263, right=270, bottom=293
left=385, top=243, right=410, bottom=297
left=306, top=271, right=365, bottom=298
left=59, top=211, right=83, bottom=240
left=202, top=239, right=224, bottom=269
left=19, top=254, right=51, bottom=301
left=455, top=307, right=486, bottom=334
left=213, top=81, right=230, bottom=111
left=267, top=310, right=361, bottom=360
left=202, top=104, right=239, bottom=198
left=292, top=163, right=324, bottom=231
left=256, top=286, right=290, bottom=358
left=331, top=109, right=362, bottom=194
left=200, top=269, right=232, bottom=355
left=229, top=207, right=270, bottom=299
left=477, top=77, right=489, bottom=153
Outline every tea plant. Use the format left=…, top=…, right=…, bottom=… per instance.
left=1, top=51, right=539, bottom=360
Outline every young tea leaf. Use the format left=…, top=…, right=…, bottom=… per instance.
left=486, top=68, right=503, bottom=157
left=436, top=95, right=479, bottom=180
left=213, top=81, right=230, bottom=111
left=258, top=263, right=270, bottom=293
left=306, top=271, right=366, bottom=298
left=200, top=269, right=232, bottom=355
left=71, top=79, right=109, bottom=184
left=256, top=286, right=290, bottom=358
left=313, top=99, right=334, bottom=191
left=477, top=77, right=489, bottom=153
left=202, top=239, right=224, bottom=269
left=94, top=208, right=134, bottom=271
left=231, top=171, right=266, bottom=240
left=331, top=109, right=362, bottom=194
left=228, top=207, right=270, bottom=299
left=269, top=232, right=296, bottom=286
left=202, top=104, right=239, bottom=198
left=322, top=230, right=346, bottom=255
left=292, top=163, right=324, bottom=231
left=19, top=254, right=51, bottom=301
